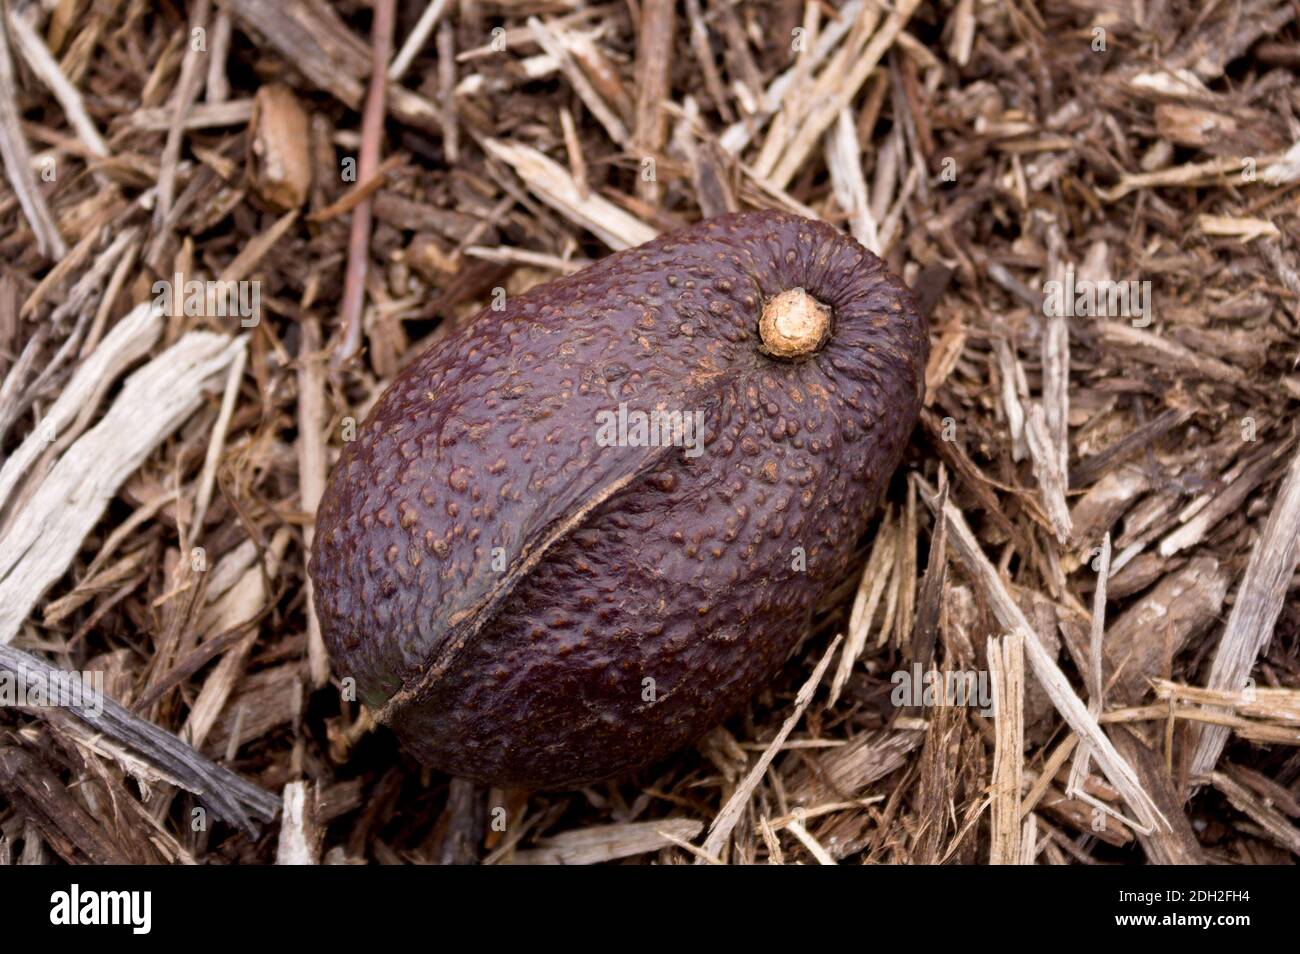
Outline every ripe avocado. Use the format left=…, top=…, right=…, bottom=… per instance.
left=309, top=210, right=928, bottom=789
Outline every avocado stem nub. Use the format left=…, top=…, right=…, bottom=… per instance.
left=758, top=287, right=831, bottom=358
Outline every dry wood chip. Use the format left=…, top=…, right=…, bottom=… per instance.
left=701, top=636, right=841, bottom=860
left=0, top=745, right=132, bottom=864
left=826, top=108, right=880, bottom=252
left=483, top=138, right=657, bottom=250
left=129, top=99, right=254, bottom=132
left=1206, top=771, right=1300, bottom=856
left=0, top=301, right=162, bottom=514
left=719, top=1, right=865, bottom=155
left=768, top=0, right=921, bottom=189
left=1191, top=446, right=1300, bottom=775
left=1100, top=152, right=1282, bottom=201
left=1104, top=556, right=1229, bottom=704
left=507, top=818, right=705, bottom=865
left=1097, top=321, right=1242, bottom=385
left=0, top=644, right=278, bottom=833
left=248, top=83, right=312, bottom=210
left=1198, top=214, right=1280, bottom=241
left=276, top=780, right=323, bottom=864
left=829, top=510, right=896, bottom=705
left=988, top=631, right=1025, bottom=864
left=1153, top=681, right=1300, bottom=744
left=1261, top=140, right=1300, bottom=185
left=0, top=333, right=247, bottom=644
left=183, top=528, right=290, bottom=750
left=528, top=17, right=628, bottom=149
left=916, top=476, right=1166, bottom=834
left=6, top=8, right=108, bottom=160
left=1025, top=403, right=1073, bottom=545
left=215, top=0, right=440, bottom=132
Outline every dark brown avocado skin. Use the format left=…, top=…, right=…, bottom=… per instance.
left=309, top=210, right=928, bottom=790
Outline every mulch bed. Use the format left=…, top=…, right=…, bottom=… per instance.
left=1, top=0, right=1298, bottom=864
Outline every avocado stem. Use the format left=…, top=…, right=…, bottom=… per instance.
left=758, top=287, right=830, bottom=358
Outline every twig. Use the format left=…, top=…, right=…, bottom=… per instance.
left=333, top=0, right=395, bottom=367
left=437, top=21, right=458, bottom=164
left=153, top=0, right=210, bottom=232
left=0, top=6, right=66, bottom=258
left=388, top=0, right=449, bottom=82
left=189, top=343, right=247, bottom=544
left=632, top=0, right=674, bottom=204
left=700, top=635, right=842, bottom=860
left=0, top=644, right=278, bottom=834
left=6, top=8, right=108, bottom=160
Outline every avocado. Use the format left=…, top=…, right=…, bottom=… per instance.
left=309, top=210, right=928, bottom=789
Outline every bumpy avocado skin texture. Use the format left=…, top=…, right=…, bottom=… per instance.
left=310, top=210, right=928, bottom=790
